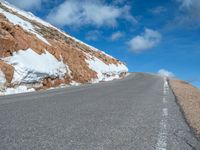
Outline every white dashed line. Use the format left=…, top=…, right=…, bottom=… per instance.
left=156, top=77, right=169, bottom=150
left=163, top=108, right=168, bottom=117
left=156, top=119, right=168, bottom=150
left=163, top=97, right=167, bottom=104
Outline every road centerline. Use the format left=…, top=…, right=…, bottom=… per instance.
left=156, top=77, right=169, bottom=150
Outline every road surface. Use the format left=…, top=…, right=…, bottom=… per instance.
left=0, top=73, right=199, bottom=150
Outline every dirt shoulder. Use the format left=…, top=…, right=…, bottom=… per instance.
left=169, top=79, right=200, bottom=138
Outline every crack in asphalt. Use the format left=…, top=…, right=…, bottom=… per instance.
left=173, top=130, right=197, bottom=150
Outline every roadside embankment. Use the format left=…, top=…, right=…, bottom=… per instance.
left=169, top=79, right=200, bottom=138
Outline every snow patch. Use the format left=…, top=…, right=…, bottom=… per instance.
left=1, top=1, right=55, bottom=28
left=0, top=7, right=50, bottom=45
left=3, top=48, right=69, bottom=84
left=2, top=85, right=35, bottom=95
left=86, top=56, right=128, bottom=82
left=70, top=81, right=81, bottom=86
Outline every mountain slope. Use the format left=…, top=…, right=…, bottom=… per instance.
left=0, top=1, right=128, bottom=95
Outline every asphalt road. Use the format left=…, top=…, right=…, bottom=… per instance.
left=0, top=73, right=199, bottom=150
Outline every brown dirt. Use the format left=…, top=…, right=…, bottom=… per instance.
left=169, top=79, right=200, bottom=137
left=0, top=60, right=14, bottom=84
left=0, top=13, right=47, bottom=55
left=41, top=75, right=71, bottom=89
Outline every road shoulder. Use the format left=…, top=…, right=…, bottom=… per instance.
left=169, top=79, right=200, bottom=140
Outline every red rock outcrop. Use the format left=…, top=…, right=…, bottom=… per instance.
left=0, top=1, right=128, bottom=91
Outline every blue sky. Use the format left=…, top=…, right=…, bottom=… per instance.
left=6, top=0, right=200, bottom=88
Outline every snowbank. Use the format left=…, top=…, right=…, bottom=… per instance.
left=3, top=48, right=69, bottom=84
left=86, top=56, right=128, bottom=82
left=2, top=85, right=35, bottom=95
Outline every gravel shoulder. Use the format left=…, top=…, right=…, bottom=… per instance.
left=169, top=79, right=200, bottom=138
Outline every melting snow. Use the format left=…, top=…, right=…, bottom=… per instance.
left=2, top=85, right=35, bottom=95
left=86, top=56, right=128, bottom=82
left=3, top=48, right=69, bottom=84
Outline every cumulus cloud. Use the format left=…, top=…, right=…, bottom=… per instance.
left=6, top=0, right=43, bottom=10
left=110, top=31, right=123, bottom=41
left=46, top=0, right=136, bottom=27
left=128, top=28, right=162, bottom=52
left=158, top=69, right=175, bottom=77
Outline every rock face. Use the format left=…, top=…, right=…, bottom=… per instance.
left=0, top=1, right=128, bottom=95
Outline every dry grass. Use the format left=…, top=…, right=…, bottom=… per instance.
left=169, top=79, right=200, bottom=137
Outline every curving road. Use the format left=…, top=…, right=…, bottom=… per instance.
left=0, top=73, right=199, bottom=150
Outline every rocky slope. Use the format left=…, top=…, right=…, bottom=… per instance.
left=0, top=1, right=128, bottom=95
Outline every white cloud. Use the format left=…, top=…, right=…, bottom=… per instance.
left=85, top=30, right=101, bottom=41
left=175, top=0, right=200, bottom=24
left=128, top=28, right=162, bottom=52
left=110, top=31, right=123, bottom=41
left=158, top=69, right=175, bottom=77
left=6, top=0, right=43, bottom=10
left=46, top=0, right=136, bottom=27
left=177, top=0, right=194, bottom=8
left=150, top=6, right=167, bottom=14
left=176, top=0, right=200, bottom=13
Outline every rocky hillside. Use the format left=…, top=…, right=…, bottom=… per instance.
left=0, top=1, right=128, bottom=95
